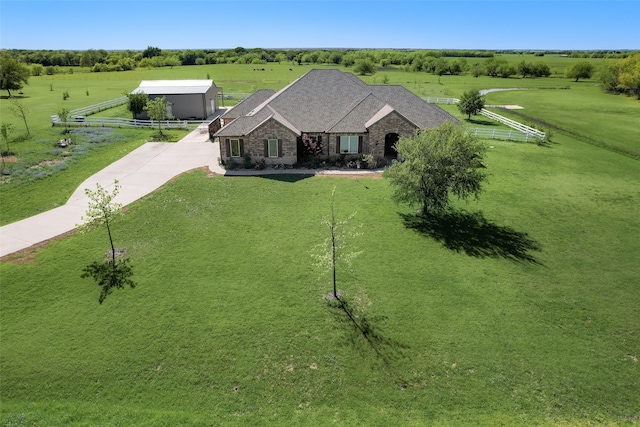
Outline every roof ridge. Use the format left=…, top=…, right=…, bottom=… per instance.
left=324, top=92, right=377, bottom=132
left=247, top=72, right=309, bottom=117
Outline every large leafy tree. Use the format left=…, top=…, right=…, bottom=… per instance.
left=0, top=55, right=30, bottom=97
left=457, top=90, right=486, bottom=120
left=566, top=61, right=594, bottom=82
left=384, top=121, right=487, bottom=215
left=353, top=59, right=376, bottom=76
left=127, top=92, right=149, bottom=118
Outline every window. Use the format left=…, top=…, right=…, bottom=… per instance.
left=268, top=139, right=279, bottom=158
left=340, top=135, right=359, bottom=153
left=230, top=139, right=240, bottom=157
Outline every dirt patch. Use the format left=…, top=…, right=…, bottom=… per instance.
left=323, top=291, right=343, bottom=301
left=1, top=156, right=17, bottom=163
left=0, top=229, right=77, bottom=264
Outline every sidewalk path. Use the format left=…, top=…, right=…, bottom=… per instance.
left=0, top=129, right=218, bottom=258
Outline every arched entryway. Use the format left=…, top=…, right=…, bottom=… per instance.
left=384, top=133, right=400, bottom=159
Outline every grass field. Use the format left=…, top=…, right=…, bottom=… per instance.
left=1, top=58, right=639, bottom=425
left=1, top=130, right=639, bottom=425
left=483, top=86, right=640, bottom=157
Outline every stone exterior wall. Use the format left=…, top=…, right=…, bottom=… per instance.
left=220, top=112, right=418, bottom=166
left=367, top=112, right=417, bottom=157
left=220, top=117, right=298, bottom=165
left=247, top=118, right=298, bottom=165
left=326, top=133, right=369, bottom=157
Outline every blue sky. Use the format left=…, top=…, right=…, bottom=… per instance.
left=1, top=1, right=638, bottom=50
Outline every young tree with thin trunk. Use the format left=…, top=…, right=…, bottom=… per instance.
left=1, top=122, right=13, bottom=154
left=1, top=122, right=13, bottom=173
left=58, top=107, right=70, bottom=130
left=8, top=97, right=30, bottom=136
left=313, top=188, right=361, bottom=300
left=144, top=96, right=172, bottom=136
left=78, top=180, right=135, bottom=303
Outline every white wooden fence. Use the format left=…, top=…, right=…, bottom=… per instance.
left=51, top=115, right=190, bottom=130
left=69, top=96, right=129, bottom=117
left=466, top=128, right=543, bottom=142
left=424, top=96, right=546, bottom=141
left=423, top=97, right=460, bottom=105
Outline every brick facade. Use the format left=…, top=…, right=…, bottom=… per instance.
left=367, top=111, right=417, bottom=157
left=221, top=117, right=298, bottom=165
left=220, top=112, right=418, bottom=165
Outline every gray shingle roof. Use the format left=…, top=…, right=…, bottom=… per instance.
left=215, top=69, right=457, bottom=138
left=369, top=85, right=459, bottom=128
left=328, top=94, right=386, bottom=133
left=221, top=89, right=276, bottom=119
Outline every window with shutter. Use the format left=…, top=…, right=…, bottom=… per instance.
left=268, top=139, right=279, bottom=157
left=230, top=139, right=241, bottom=157
left=340, top=135, right=359, bottom=153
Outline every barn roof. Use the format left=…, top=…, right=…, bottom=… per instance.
left=132, top=80, right=217, bottom=95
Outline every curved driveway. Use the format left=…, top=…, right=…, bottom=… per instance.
left=0, top=130, right=219, bottom=257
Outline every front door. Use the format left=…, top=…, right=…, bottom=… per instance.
left=384, top=133, right=399, bottom=158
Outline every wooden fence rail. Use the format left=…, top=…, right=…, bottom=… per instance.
left=69, top=96, right=129, bottom=117
left=424, top=96, right=545, bottom=140
left=51, top=115, right=190, bottom=130
left=466, top=128, right=542, bottom=142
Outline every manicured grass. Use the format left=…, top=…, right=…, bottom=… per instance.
left=484, top=85, right=640, bottom=157
left=1, top=125, right=639, bottom=424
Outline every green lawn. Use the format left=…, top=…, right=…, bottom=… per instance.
left=484, top=85, right=640, bottom=157
left=1, top=61, right=639, bottom=425
left=1, top=126, right=639, bottom=424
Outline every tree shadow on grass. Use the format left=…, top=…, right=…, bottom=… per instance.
left=464, top=117, right=496, bottom=126
left=400, top=209, right=542, bottom=264
left=257, top=174, right=315, bottom=183
left=327, top=295, right=409, bottom=367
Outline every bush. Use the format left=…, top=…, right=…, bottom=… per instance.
left=254, top=159, right=266, bottom=170
left=226, top=157, right=236, bottom=170
left=243, top=154, right=252, bottom=169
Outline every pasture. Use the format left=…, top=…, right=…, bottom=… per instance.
left=1, top=57, right=639, bottom=425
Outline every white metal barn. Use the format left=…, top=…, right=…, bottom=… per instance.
left=132, top=80, right=221, bottom=120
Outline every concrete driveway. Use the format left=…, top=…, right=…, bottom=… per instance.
left=0, top=129, right=220, bottom=258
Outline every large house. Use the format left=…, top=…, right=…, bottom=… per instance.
left=131, top=80, right=221, bottom=120
left=215, top=69, right=457, bottom=165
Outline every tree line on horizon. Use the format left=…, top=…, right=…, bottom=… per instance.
left=1, top=46, right=635, bottom=71
left=2, top=47, right=639, bottom=99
